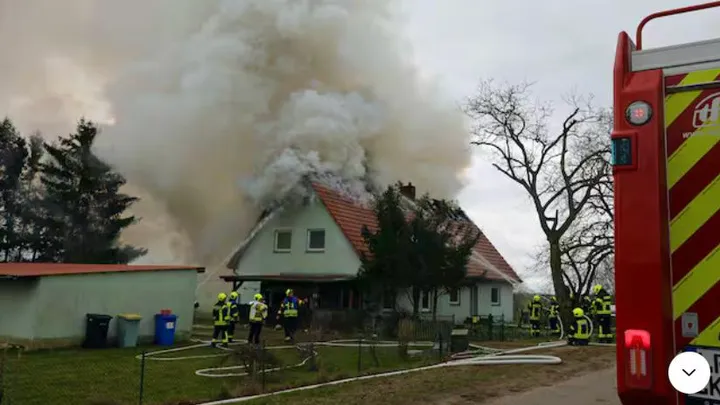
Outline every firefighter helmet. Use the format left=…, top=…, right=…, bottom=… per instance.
left=573, top=307, right=584, bottom=317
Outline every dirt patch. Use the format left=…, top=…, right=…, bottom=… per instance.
left=243, top=344, right=616, bottom=405
left=424, top=346, right=616, bottom=404
left=480, top=367, right=620, bottom=405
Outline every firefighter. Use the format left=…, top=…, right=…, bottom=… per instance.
left=527, top=295, right=543, bottom=337
left=567, top=307, right=591, bottom=346
left=248, top=293, right=268, bottom=345
left=592, top=284, right=614, bottom=343
left=226, top=291, right=240, bottom=342
left=277, top=289, right=302, bottom=342
left=548, top=296, right=560, bottom=335
left=211, top=292, right=231, bottom=348
left=581, top=295, right=593, bottom=314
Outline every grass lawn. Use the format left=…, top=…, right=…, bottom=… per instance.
left=0, top=329, right=436, bottom=405
left=239, top=345, right=617, bottom=405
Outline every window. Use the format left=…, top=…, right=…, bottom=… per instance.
left=491, top=287, right=501, bottom=306
left=421, top=291, right=431, bottom=311
left=306, top=229, right=326, bottom=251
left=448, top=288, right=460, bottom=305
left=274, top=230, right=292, bottom=252
left=383, top=289, right=396, bottom=309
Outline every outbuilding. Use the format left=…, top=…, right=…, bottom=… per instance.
left=0, top=263, right=204, bottom=349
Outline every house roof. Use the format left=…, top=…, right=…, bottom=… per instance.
left=0, top=263, right=205, bottom=278
left=221, top=273, right=355, bottom=283
left=311, top=183, right=522, bottom=283
left=224, top=181, right=522, bottom=284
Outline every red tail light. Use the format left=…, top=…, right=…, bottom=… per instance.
left=624, top=329, right=653, bottom=389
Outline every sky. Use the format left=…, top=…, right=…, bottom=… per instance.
left=402, top=0, right=720, bottom=285
left=3, top=0, right=720, bottom=288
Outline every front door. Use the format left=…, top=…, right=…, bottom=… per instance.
left=470, top=285, right=478, bottom=316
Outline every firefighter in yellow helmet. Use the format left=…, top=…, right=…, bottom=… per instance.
left=247, top=293, right=268, bottom=345
left=547, top=296, right=560, bottom=335
left=527, top=295, right=543, bottom=337
left=592, top=284, right=614, bottom=343
left=211, top=292, right=231, bottom=347
left=277, top=289, right=303, bottom=342
left=567, top=307, right=591, bottom=346
left=226, top=291, right=240, bottom=342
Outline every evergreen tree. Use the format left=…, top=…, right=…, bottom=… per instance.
left=410, top=196, right=479, bottom=319
left=359, top=184, right=479, bottom=317
left=358, top=185, right=413, bottom=310
left=40, top=119, right=146, bottom=263
left=18, top=133, right=49, bottom=261
left=0, top=118, right=29, bottom=261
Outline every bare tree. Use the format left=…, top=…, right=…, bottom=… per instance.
left=529, top=162, right=614, bottom=300
left=464, top=80, right=611, bottom=320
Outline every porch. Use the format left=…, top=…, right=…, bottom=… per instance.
left=220, top=274, right=363, bottom=310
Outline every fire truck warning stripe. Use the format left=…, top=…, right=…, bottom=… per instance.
left=669, top=173, right=720, bottom=252
left=669, top=142, right=720, bottom=218
left=667, top=127, right=720, bottom=189
left=671, top=209, right=720, bottom=285
left=672, top=244, right=720, bottom=318
left=665, top=73, right=688, bottom=88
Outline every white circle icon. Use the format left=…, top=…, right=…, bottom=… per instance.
left=668, top=351, right=711, bottom=394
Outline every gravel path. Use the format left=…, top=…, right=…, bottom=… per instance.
left=482, top=367, right=621, bottom=405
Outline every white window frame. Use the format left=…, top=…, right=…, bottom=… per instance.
left=420, top=291, right=431, bottom=312
left=491, top=287, right=501, bottom=306
left=306, top=228, right=326, bottom=252
left=448, top=288, right=460, bottom=306
left=273, top=229, right=292, bottom=253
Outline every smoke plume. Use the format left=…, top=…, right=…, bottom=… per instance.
left=0, top=0, right=472, bottom=267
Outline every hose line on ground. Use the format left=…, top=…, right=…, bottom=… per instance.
left=192, top=340, right=568, bottom=405
left=140, top=322, right=614, bottom=403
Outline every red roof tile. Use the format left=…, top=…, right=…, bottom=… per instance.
left=0, top=263, right=205, bottom=278
left=311, top=183, right=521, bottom=283
left=312, top=183, right=378, bottom=257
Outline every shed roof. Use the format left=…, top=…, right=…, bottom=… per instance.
left=0, top=263, right=205, bottom=278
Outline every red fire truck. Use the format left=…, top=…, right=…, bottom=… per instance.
left=614, top=2, right=720, bottom=405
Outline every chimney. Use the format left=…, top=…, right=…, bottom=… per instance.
left=399, top=182, right=416, bottom=199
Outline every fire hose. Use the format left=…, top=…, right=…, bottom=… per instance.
left=190, top=340, right=568, bottom=405
left=136, top=338, right=573, bottom=405
left=137, top=318, right=614, bottom=404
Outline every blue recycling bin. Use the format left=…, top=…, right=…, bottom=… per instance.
left=154, top=313, right=178, bottom=346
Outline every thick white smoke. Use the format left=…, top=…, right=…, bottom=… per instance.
left=0, top=0, right=472, bottom=267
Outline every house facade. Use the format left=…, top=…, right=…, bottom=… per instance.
left=218, top=182, right=522, bottom=323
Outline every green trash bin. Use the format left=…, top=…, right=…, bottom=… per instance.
left=117, top=313, right=142, bottom=348
left=450, top=328, right=469, bottom=353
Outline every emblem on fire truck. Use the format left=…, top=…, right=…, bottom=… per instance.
left=682, top=92, right=720, bottom=139
left=693, top=92, right=720, bottom=129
